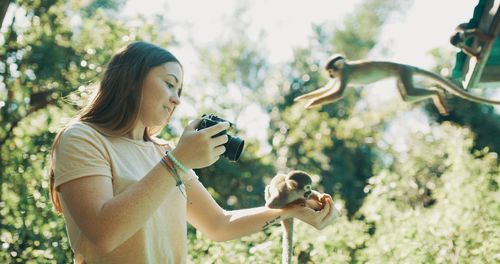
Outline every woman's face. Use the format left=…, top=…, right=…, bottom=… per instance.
left=139, top=62, right=183, bottom=127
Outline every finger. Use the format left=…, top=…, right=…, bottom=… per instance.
left=318, top=198, right=332, bottom=221
left=321, top=198, right=335, bottom=222
left=208, top=156, right=220, bottom=167
left=319, top=193, right=332, bottom=201
left=294, top=87, right=329, bottom=102
left=305, top=99, right=323, bottom=109
left=294, top=87, right=330, bottom=102
left=185, top=118, right=202, bottom=131
left=211, top=134, right=229, bottom=147
left=214, top=145, right=226, bottom=156
left=201, top=122, right=231, bottom=137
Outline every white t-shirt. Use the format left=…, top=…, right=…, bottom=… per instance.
left=53, top=121, right=198, bottom=263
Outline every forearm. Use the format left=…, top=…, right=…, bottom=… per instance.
left=95, top=162, right=178, bottom=252
left=213, top=206, right=293, bottom=242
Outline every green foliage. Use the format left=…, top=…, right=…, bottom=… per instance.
left=1, top=0, right=499, bottom=263
left=357, top=123, right=499, bottom=263
left=197, top=7, right=269, bottom=91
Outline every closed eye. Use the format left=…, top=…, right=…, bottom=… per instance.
left=164, top=81, right=174, bottom=89
left=164, top=81, right=181, bottom=96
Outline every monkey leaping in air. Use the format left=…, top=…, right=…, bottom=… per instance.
left=294, top=54, right=500, bottom=115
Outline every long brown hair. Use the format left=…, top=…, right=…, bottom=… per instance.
left=49, top=41, right=183, bottom=213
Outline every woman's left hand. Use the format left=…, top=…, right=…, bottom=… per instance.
left=288, top=194, right=339, bottom=230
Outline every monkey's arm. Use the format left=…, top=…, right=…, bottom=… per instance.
left=463, top=28, right=494, bottom=42
left=305, top=78, right=347, bottom=108
left=293, top=78, right=345, bottom=108
left=294, top=79, right=338, bottom=102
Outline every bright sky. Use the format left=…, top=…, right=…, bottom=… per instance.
left=122, top=0, right=477, bottom=66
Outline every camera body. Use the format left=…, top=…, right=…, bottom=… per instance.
left=196, top=114, right=245, bottom=161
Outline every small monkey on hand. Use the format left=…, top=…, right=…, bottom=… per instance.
left=294, top=54, right=500, bottom=115
left=265, top=170, right=338, bottom=264
left=265, top=171, right=326, bottom=210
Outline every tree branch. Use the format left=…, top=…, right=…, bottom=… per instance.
left=0, top=0, right=11, bottom=30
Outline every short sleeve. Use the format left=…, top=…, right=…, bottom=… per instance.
left=53, top=123, right=112, bottom=190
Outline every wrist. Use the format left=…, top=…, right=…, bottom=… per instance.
left=160, top=154, right=187, bottom=198
left=279, top=205, right=299, bottom=219
left=168, top=149, right=190, bottom=173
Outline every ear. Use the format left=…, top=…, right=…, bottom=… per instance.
left=286, top=179, right=298, bottom=190
left=325, top=54, right=346, bottom=71
left=333, top=58, right=345, bottom=70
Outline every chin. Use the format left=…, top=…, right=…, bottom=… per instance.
left=153, top=119, right=166, bottom=127
left=143, top=118, right=163, bottom=128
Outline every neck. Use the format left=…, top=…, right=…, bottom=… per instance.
left=126, top=123, right=146, bottom=141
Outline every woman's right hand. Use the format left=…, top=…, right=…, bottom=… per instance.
left=171, top=118, right=230, bottom=169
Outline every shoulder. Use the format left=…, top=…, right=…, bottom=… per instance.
left=57, top=120, right=110, bottom=151
left=62, top=121, right=100, bottom=137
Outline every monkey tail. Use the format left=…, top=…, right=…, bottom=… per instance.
left=413, top=67, right=500, bottom=106
left=282, top=218, right=293, bottom=264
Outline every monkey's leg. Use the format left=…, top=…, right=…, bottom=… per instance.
left=461, top=46, right=481, bottom=58
left=282, top=218, right=293, bottom=264
left=396, top=69, right=449, bottom=115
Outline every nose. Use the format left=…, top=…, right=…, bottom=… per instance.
left=170, top=92, right=180, bottom=105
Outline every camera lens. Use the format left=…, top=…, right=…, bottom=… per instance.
left=225, top=135, right=244, bottom=161
left=196, top=114, right=245, bottom=161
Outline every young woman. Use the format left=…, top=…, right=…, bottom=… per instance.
left=49, top=41, right=336, bottom=263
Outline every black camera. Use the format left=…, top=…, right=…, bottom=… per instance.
left=196, top=114, right=245, bottom=161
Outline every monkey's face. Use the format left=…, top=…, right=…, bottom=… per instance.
left=450, top=32, right=465, bottom=46
left=325, top=55, right=345, bottom=78
left=303, top=184, right=312, bottom=199
left=265, top=171, right=314, bottom=209
left=327, top=68, right=339, bottom=78
left=287, top=171, right=313, bottom=201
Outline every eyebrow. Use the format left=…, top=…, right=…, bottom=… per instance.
left=167, top=74, right=179, bottom=84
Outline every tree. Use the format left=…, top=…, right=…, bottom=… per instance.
left=0, top=0, right=174, bottom=262
left=357, top=123, right=499, bottom=263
